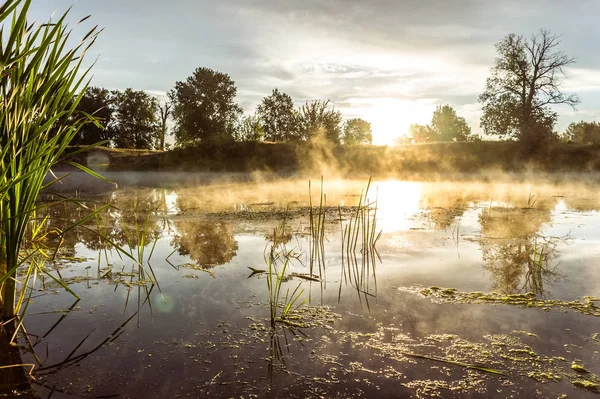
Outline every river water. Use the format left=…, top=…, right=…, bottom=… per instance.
left=14, top=173, right=600, bottom=398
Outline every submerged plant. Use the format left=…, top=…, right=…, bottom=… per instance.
left=0, top=0, right=102, bottom=318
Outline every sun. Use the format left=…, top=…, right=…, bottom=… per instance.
left=348, top=99, right=433, bottom=146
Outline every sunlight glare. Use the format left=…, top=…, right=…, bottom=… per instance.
left=346, top=99, right=433, bottom=145
left=368, top=181, right=423, bottom=232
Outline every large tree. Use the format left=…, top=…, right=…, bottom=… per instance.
left=73, top=86, right=115, bottom=145
left=170, top=67, right=242, bottom=146
left=562, top=121, right=600, bottom=144
left=111, top=88, right=159, bottom=149
left=297, top=100, right=343, bottom=143
left=479, top=30, right=579, bottom=145
left=257, top=88, right=298, bottom=142
left=430, top=105, right=472, bottom=141
left=343, top=118, right=373, bottom=145
left=408, top=105, right=472, bottom=143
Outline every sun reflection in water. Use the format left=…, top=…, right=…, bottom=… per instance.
left=165, top=191, right=179, bottom=215
left=368, top=180, right=423, bottom=233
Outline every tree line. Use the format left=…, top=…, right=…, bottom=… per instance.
left=77, top=29, right=595, bottom=150
left=75, top=69, right=373, bottom=150
left=73, top=87, right=170, bottom=150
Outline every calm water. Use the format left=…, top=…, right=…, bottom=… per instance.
left=11, top=174, right=600, bottom=398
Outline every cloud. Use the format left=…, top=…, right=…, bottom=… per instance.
left=32, top=0, right=600, bottom=143
left=564, top=68, right=600, bottom=92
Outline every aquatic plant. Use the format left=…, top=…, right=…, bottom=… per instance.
left=118, top=200, right=161, bottom=286
left=0, top=0, right=101, bottom=318
left=308, top=177, right=326, bottom=277
left=338, top=178, right=381, bottom=307
left=266, top=250, right=307, bottom=328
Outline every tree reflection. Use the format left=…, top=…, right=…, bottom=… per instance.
left=479, top=207, right=564, bottom=296
left=38, top=189, right=170, bottom=254
left=171, top=219, right=238, bottom=267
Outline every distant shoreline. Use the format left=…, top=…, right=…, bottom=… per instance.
left=61, top=141, right=600, bottom=178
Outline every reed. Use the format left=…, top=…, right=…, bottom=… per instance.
left=338, top=178, right=382, bottom=307
left=0, top=0, right=101, bottom=318
left=266, top=241, right=306, bottom=328
left=118, top=202, right=161, bottom=287
left=308, top=177, right=326, bottom=278
left=266, top=251, right=306, bottom=328
left=264, top=225, right=307, bottom=328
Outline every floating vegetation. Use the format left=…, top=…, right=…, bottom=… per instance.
left=178, top=263, right=217, bottom=279
left=572, top=379, right=599, bottom=392
left=396, top=350, right=507, bottom=376
left=572, top=363, right=589, bottom=373
left=401, top=286, right=600, bottom=317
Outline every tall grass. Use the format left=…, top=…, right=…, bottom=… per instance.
left=0, top=0, right=100, bottom=318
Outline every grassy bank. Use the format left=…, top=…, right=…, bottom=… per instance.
left=77, top=141, right=600, bottom=177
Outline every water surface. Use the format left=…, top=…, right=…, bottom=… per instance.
left=13, top=174, right=600, bottom=398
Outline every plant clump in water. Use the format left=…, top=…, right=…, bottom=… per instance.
left=400, top=286, right=600, bottom=317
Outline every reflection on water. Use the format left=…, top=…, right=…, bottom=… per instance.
left=171, top=220, right=238, bottom=268
left=15, top=175, right=600, bottom=397
left=479, top=206, right=565, bottom=295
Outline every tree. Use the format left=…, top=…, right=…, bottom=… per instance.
left=169, top=67, right=242, bottom=146
left=479, top=30, right=579, bottom=145
left=407, top=105, right=472, bottom=143
left=157, top=99, right=172, bottom=151
left=111, top=88, right=159, bottom=149
left=408, top=124, right=436, bottom=143
left=343, top=118, right=373, bottom=145
left=73, top=86, right=115, bottom=145
left=297, top=100, right=343, bottom=143
left=562, top=121, right=600, bottom=144
left=235, top=114, right=264, bottom=142
left=430, top=105, right=472, bottom=141
left=257, top=88, right=298, bottom=142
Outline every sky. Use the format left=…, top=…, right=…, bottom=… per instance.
left=29, top=0, right=600, bottom=145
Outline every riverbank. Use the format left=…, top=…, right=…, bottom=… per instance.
left=66, top=141, right=600, bottom=178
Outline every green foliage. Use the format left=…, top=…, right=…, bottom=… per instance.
left=169, top=67, right=242, bottom=146
left=431, top=105, right=472, bottom=141
left=111, top=88, right=159, bottom=149
left=408, top=105, right=472, bottom=143
left=0, top=0, right=100, bottom=317
left=235, top=114, right=264, bottom=142
left=297, top=100, right=343, bottom=143
left=73, top=87, right=114, bottom=145
left=479, top=30, right=578, bottom=145
left=343, top=118, right=373, bottom=145
left=562, top=121, right=600, bottom=144
left=257, top=88, right=298, bottom=142
left=408, top=124, right=436, bottom=143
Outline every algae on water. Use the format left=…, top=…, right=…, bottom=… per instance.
left=400, top=286, right=600, bottom=317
